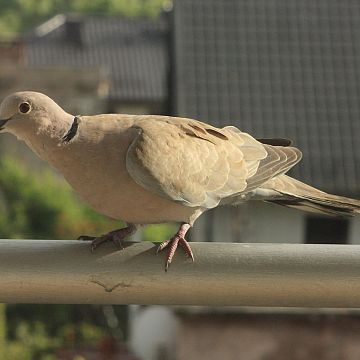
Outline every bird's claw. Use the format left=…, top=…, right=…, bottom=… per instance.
left=112, top=233, right=125, bottom=249
left=157, top=224, right=194, bottom=271
left=156, top=239, right=171, bottom=254
left=78, top=224, right=136, bottom=252
left=80, top=223, right=193, bottom=271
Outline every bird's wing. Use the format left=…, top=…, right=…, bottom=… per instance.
left=126, top=116, right=301, bottom=208
left=223, top=126, right=302, bottom=192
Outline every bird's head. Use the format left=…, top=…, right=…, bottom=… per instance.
left=0, top=91, right=71, bottom=140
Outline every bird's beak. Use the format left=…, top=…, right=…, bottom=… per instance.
left=0, top=118, right=10, bottom=131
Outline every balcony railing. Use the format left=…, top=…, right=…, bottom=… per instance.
left=0, top=239, right=359, bottom=307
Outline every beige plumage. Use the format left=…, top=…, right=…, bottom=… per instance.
left=1, top=91, right=359, bottom=269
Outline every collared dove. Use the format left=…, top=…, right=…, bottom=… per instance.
left=1, top=91, right=360, bottom=269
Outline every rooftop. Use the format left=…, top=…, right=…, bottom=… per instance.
left=173, top=0, right=360, bottom=194
left=25, top=14, right=169, bottom=104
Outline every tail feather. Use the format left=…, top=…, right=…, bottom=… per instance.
left=262, top=175, right=360, bottom=216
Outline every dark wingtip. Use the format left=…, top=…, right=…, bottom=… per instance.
left=257, top=138, right=293, bottom=147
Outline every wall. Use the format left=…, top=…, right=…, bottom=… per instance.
left=129, top=305, right=178, bottom=360
left=177, top=312, right=360, bottom=360
left=192, top=202, right=304, bottom=244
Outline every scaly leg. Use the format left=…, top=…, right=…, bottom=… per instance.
left=78, top=223, right=137, bottom=251
left=156, top=223, right=194, bottom=270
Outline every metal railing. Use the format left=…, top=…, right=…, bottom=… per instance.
left=0, top=239, right=359, bottom=307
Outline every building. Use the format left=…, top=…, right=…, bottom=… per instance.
left=25, top=13, right=169, bottom=115
left=130, top=306, right=360, bottom=360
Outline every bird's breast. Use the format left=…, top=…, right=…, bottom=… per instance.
left=51, top=141, right=200, bottom=225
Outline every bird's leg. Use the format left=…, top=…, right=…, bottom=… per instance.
left=156, top=223, right=194, bottom=270
left=78, top=223, right=138, bottom=251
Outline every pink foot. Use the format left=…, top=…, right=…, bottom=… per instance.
left=156, top=223, right=194, bottom=270
left=78, top=224, right=137, bottom=251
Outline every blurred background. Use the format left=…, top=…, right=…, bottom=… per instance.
left=1, top=0, right=360, bottom=359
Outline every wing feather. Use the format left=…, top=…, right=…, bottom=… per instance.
left=245, top=145, right=302, bottom=191
left=126, top=116, right=302, bottom=209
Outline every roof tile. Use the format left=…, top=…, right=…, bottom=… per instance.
left=25, top=15, right=168, bottom=103
left=174, top=0, right=360, bottom=194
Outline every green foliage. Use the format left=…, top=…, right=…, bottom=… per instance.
left=2, top=319, right=107, bottom=360
left=0, top=0, right=167, bottom=39
left=3, top=304, right=127, bottom=360
left=143, top=223, right=177, bottom=242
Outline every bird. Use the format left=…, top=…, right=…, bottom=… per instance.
left=1, top=91, right=360, bottom=270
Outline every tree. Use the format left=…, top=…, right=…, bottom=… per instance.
left=0, top=0, right=168, bottom=39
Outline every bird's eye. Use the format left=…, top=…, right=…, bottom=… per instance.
left=19, top=102, right=31, bottom=114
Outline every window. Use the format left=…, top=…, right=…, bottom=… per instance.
left=305, top=216, right=349, bottom=244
